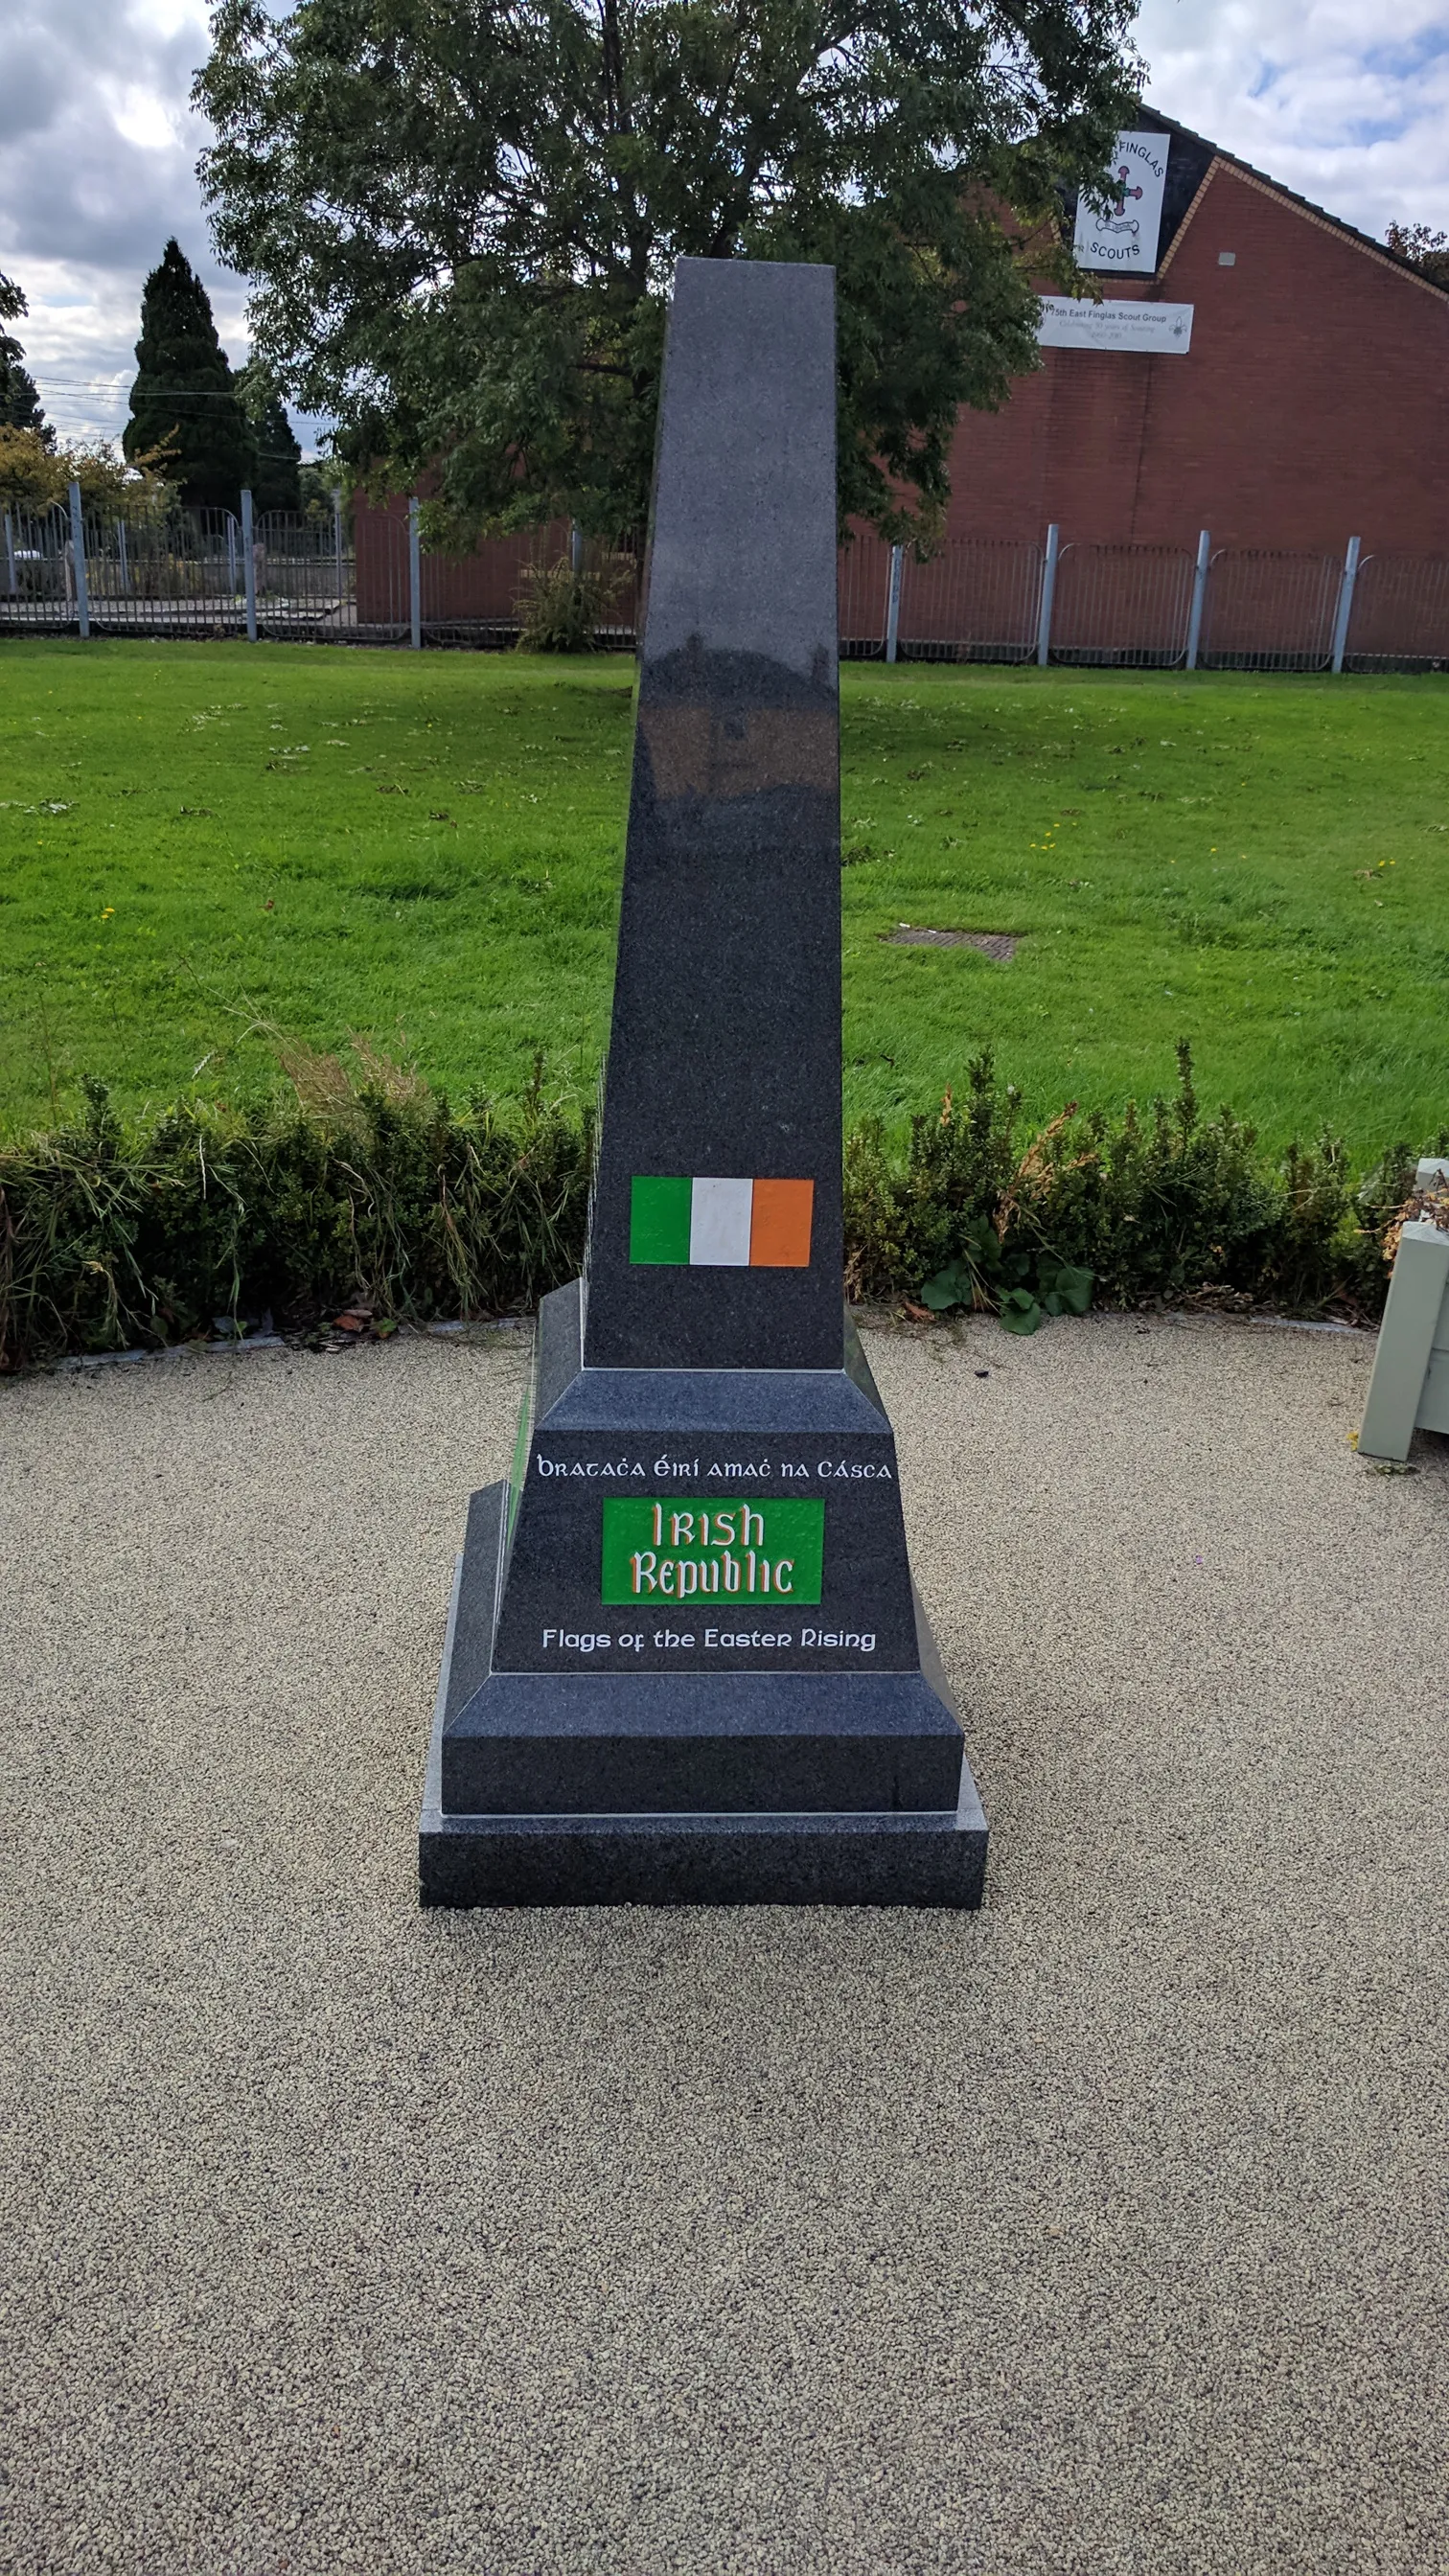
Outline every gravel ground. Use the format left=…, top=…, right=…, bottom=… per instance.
left=4, top=1312, right=1448, bottom=2576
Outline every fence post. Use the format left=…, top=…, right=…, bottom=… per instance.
left=116, top=518, right=130, bottom=597
left=68, top=480, right=90, bottom=638
left=3, top=508, right=15, bottom=595
left=225, top=514, right=238, bottom=597
left=570, top=519, right=585, bottom=576
left=1331, top=535, right=1362, bottom=675
left=1035, top=523, right=1060, bottom=667
left=408, top=494, right=422, bottom=649
left=240, top=489, right=258, bottom=640
left=333, top=492, right=344, bottom=606
left=885, top=543, right=904, bottom=664
left=1184, top=528, right=1210, bottom=670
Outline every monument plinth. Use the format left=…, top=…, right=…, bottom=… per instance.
left=420, top=257, right=988, bottom=1905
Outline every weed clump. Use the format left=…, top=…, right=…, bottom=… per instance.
left=0, top=1049, right=591, bottom=1370
left=514, top=554, right=627, bottom=653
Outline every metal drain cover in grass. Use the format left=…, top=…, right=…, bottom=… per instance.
left=882, top=925, right=1021, bottom=960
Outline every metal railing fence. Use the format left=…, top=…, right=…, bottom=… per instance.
left=354, top=510, right=641, bottom=646
left=0, top=494, right=354, bottom=639
left=5, top=489, right=1449, bottom=672
left=1195, top=548, right=1342, bottom=672
left=1343, top=553, right=1449, bottom=669
left=1048, top=543, right=1197, bottom=668
left=895, top=540, right=1043, bottom=663
left=836, top=539, right=895, bottom=657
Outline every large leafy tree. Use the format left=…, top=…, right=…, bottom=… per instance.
left=0, top=273, right=53, bottom=444
left=196, top=0, right=1140, bottom=543
left=123, top=238, right=258, bottom=511
left=0, top=427, right=172, bottom=516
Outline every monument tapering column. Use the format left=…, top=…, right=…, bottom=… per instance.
left=419, top=258, right=988, bottom=1910
left=583, top=258, right=843, bottom=1372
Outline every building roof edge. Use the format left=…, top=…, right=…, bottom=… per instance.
left=1138, top=104, right=1449, bottom=303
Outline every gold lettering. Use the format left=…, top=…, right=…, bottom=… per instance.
left=773, top=1558, right=794, bottom=1596
left=677, top=1560, right=699, bottom=1598
left=670, top=1510, right=695, bottom=1548
left=740, top=1505, right=764, bottom=1546
left=631, top=1551, right=657, bottom=1595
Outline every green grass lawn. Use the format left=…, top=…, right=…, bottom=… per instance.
left=2, top=635, right=1447, bottom=1160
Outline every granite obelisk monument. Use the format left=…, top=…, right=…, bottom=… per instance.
left=420, top=257, right=987, bottom=1904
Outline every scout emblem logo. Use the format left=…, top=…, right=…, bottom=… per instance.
left=1107, top=167, right=1144, bottom=239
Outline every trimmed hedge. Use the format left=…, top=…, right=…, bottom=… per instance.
left=0, top=1044, right=1432, bottom=1370
left=844, top=1043, right=1427, bottom=1322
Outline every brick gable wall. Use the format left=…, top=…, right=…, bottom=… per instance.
left=946, top=161, right=1449, bottom=554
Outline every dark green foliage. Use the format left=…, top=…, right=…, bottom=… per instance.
left=2, top=1046, right=1431, bottom=1371
left=239, top=357, right=303, bottom=511
left=1385, top=222, right=1449, bottom=289
left=123, top=239, right=257, bottom=512
left=921, top=1240, right=1092, bottom=1335
left=0, top=1061, right=591, bottom=1370
left=299, top=458, right=345, bottom=522
left=0, top=271, right=52, bottom=442
left=844, top=1044, right=1415, bottom=1325
left=196, top=0, right=1141, bottom=546
left=241, top=372, right=303, bottom=514
left=515, top=554, right=628, bottom=653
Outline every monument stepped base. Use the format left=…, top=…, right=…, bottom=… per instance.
left=419, top=1482, right=988, bottom=1909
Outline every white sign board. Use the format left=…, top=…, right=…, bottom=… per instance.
left=1073, top=131, right=1171, bottom=274
left=1037, top=298, right=1193, bottom=355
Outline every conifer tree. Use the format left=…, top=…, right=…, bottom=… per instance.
left=252, top=392, right=302, bottom=513
left=123, top=239, right=256, bottom=510
left=0, top=273, right=52, bottom=445
left=238, top=359, right=302, bottom=512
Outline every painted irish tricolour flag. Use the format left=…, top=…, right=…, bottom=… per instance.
left=630, top=1175, right=814, bottom=1269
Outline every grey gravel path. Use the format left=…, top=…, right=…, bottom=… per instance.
left=3, top=1314, right=1448, bottom=2576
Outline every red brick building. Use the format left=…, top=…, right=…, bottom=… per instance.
left=949, top=109, right=1449, bottom=555
left=355, top=109, right=1449, bottom=649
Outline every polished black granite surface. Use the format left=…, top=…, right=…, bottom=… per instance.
left=583, top=259, right=842, bottom=1374
left=491, top=1285, right=923, bottom=1677
left=419, top=256, right=988, bottom=1909
left=420, top=1484, right=988, bottom=1908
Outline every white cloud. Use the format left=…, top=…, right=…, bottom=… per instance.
left=1139, top=0, right=1449, bottom=238
left=0, top=0, right=328, bottom=449
left=3, top=0, right=1448, bottom=452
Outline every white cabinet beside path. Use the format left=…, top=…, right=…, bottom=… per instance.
left=1358, top=1158, right=1449, bottom=1461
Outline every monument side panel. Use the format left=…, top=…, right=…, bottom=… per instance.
left=583, top=258, right=843, bottom=1373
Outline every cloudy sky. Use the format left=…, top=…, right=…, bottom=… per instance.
left=3, top=0, right=1449, bottom=448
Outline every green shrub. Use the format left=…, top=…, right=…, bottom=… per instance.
left=0, top=1043, right=1437, bottom=1370
left=844, top=1043, right=1436, bottom=1328
left=0, top=1051, right=591, bottom=1370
